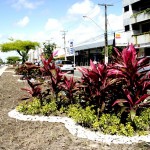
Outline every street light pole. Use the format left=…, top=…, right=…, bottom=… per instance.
left=83, top=15, right=104, bottom=31
left=61, top=30, right=67, bottom=61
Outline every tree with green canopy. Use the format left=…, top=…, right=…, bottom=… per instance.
left=43, top=42, right=56, bottom=59
left=6, top=56, right=21, bottom=64
left=0, top=40, right=39, bottom=64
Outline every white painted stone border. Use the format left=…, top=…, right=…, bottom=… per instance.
left=8, top=109, right=150, bottom=145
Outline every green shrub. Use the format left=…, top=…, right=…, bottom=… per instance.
left=26, top=98, right=41, bottom=115
left=40, top=101, right=57, bottom=115
left=59, top=106, right=68, bottom=114
left=67, top=104, right=97, bottom=127
left=16, top=96, right=150, bottom=137
left=16, top=98, right=41, bottom=115
left=97, top=113, right=120, bottom=135
left=92, top=113, right=135, bottom=136
left=118, top=123, right=134, bottom=136
left=132, top=108, right=150, bottom=131
left=16, top=101, right=28, bottom=113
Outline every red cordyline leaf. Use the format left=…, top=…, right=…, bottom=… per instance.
left=52, top=50, right=58, bottom=57
left=112, top=99, right=128, bottom=107
left=121, top=44, right=137, bottom=68
left=62, top=76, right=77, bottom=91
left=142, top=80, right=150, bottom=91
left=107, top=69, right=125, bottom=77
left=135, top=94, right=150, bottom=105
left=65, top=77, right=71, bottom=89
left=129, top=44, right=137, bottom=67
left=124, top=89, right=134, bottom=105
left=114, top=47, right=122, bottom=58
left=112, top=62, right=127, bottom=68
left=47, top=50, right=58, bottom=64
left=90, top=59, right=98, bottom=73
left=97, top=63, right=106, bottom=76
left=122, top=47, right=129, bottom=64
left=137, top=57, right=150, bottom=68
left=21, top=88, right=33, bottom=95
left=88, top=71, right=99, bottom=82
left=78, top=66, right=89, bottom=75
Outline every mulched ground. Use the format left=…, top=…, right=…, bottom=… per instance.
left=0, top=67, right=149, bottom=150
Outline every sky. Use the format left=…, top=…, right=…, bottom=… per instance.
left=0, top=0, right=123, bottom=61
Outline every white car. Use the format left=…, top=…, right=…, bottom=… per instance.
left=55, top=60, right=74, bottom=74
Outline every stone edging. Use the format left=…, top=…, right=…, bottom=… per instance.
left=8, top=109, right=150, bottom=145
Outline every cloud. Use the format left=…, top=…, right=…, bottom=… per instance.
left=3, top=0, right=123, bottom=49
left=65, top=0, right=123, bottom=45
left=45, top=18, right=63, bottom=31
left=8, top=33, right=26, bottom=40
left=107, top=14, right=124, bottom=32
left=15, top=16, right=29, bottom=27
left=67, top=0, right=100, bottom=17
left=10, top=0, right=43, bottom=10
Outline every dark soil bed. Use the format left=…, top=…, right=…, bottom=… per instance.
left=0, top=67, right=149, bottom=150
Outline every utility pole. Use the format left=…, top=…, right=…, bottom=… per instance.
left=61, top=30, right=67, bottom=60
left=98, top=3, right=113, bottom=64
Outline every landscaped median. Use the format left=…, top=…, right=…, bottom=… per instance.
left=8, top=44, right=150, bottom=147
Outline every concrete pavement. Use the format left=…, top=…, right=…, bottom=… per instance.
left=0, top=65, right=8, bottom=76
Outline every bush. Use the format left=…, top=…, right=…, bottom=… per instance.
left=16, top=98, right=57, bottom=115
left=133, top=108, right=150, bottom=131
left=67, top=104, right=97, bottom=127
left=16, top=98, right=41, bottom=115
left=118, top=123, right=134, bottom=136
left=40, top=101, right=57, bottom=115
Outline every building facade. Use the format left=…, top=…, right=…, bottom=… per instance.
left=73, top=39, right=114, bottom=66
left=123, top=0, right=150, bottom=57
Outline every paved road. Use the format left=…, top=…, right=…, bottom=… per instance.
left=66, top=67, right=88, bottom=79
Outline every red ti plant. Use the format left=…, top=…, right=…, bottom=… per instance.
left=39, top=51, right=64, bottom=101
left=108, top=44, right=150, bottom=120
left=15, top=62, right=40, bottom=80
left=21, top=80, right=42, bottom=102
left=78, top=60, right=116, bottom=115
left=59, top=76, right=79, bottom=105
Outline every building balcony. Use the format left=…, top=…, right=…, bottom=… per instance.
left=132, top=32, right=150, bottom=45
left=130, top=9, right=150, bottom=24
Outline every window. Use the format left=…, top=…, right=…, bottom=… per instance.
left=142, top=22, right=150, bottom=33
left=145, top=48, right=150, bottom=56
left=132, top=24, right=139, bottom=30
left=124, top=5, right=129, bottom=12
left=125, top=25, right=130, bottom=31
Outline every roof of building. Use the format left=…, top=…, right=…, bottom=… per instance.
left=74, top=39, right=114, bottom=51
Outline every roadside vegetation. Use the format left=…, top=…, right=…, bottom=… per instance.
left=15, top=44, right=150, bottom=137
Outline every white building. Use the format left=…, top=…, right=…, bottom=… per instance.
left=28, top=47, right=43, bottom=63
left=123, top=0, right=150, bottom=57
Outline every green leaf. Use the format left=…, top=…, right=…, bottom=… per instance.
left=130, top=109, right=136, bottom=121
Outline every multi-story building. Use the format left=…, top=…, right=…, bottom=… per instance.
left=123, top=0, right=150, bottom=57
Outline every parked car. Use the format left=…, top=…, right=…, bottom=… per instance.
left=55, top=60, right=74, bottom=73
